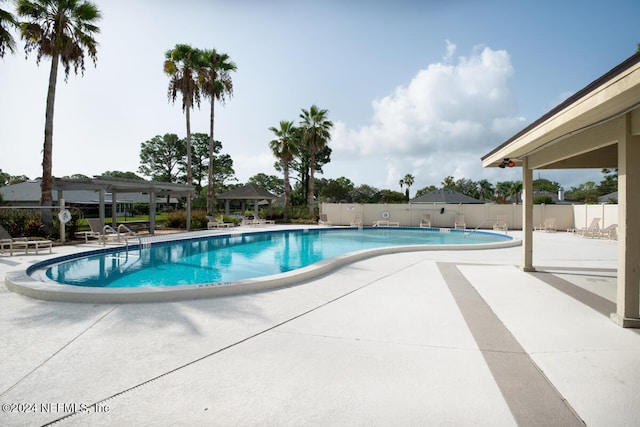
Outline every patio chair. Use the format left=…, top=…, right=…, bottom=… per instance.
left=0, top=223, right=51, bottom=255
left=535, top=217, right=557, bottom=232
left=420, top=214, right=431, bottom=228
left=318, top=213, right=332, bottom=226
left=76, top=218, right=118, bottom=243
left=350, top=214, right=362, bottom=226
left=454, top=215, right=466, bottom=229
left=492, top=215, right=508, bottom=232
left=576, top=217, right=601, bottom=238
left=597, top=223, right=618, bottom=240
left=207, top=215, right=234, bottom=229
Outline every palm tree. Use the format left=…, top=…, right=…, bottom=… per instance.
left=402, top=173, right=415, bottom=200
left=477, top=179, right=495, bottom=201
left=508, top=180, right=523, bottom=204
left=299, top=105, right=333, bottom=217
left=17, top=0, right=101, bottom=233
left=164, top=44, right=201, bottom=230
left=198, top=48, right=236, bottom=215
left=269, top=121, right=299, bottom=221
left=399, top=179, right=404, bottom=193
left=0, top=1, right=17, bottom=57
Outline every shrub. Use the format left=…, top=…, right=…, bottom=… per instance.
left=164, top=210, right=209, bottom=229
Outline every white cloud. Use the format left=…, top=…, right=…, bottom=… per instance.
left=329, top=43, right=527, bottom=190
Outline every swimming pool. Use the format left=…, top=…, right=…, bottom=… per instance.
left=6, top=227, right=519, bottom=303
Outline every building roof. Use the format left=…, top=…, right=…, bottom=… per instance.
left=410, top=188, right=484, bottom=204
left=0, top=180, right=181, bottom=204
left=482, top=52, right=640, bottom=170
left=218, top=183, right=278, bottom=200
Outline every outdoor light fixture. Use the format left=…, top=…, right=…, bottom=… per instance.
left=499, top=158, right=516, bottom=168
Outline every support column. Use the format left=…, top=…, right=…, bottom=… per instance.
left=111, top=191, right=118, bottom=229
left=522, top=157, right=534, bottom=272
left=611, top=113, right=640, bottom=327
left=149, top=191, right=156, bottom=235
left=99, top=190, right=105, bottom=224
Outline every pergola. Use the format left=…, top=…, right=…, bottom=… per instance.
left=482, top=52, right=640, bottom=327
left=217, top=183, right=278, bottom=218
left=52, top=176, right=195, bottom=235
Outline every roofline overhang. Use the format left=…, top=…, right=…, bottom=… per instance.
left=482, top=52, right=640, bottom=169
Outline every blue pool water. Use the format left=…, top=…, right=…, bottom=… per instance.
left=43, top=228, right=511, bottom=288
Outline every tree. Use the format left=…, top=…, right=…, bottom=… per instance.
left=17, top=0, right=101, bottom=233
left=318, top=177, right=354, bottom=203
left=378, top=189, right=406, bottom=204
left=477, top=179, right=495, bottom=201
left=508, top=180, right=523, bottom=204
left=138, top=133, right=185, bottom=183
left=0, top=0, right=17, bottom=57
left=566, top=181, right=599, bottom=204
left=269, top=120, right=299, bottom=221
left=598, top=168, right=617, bottom=196
left=349, top=184, right=380, bottom=204
left=199, top=48, right=236, bottom=214
left=495, top=181, right=512, bottom=204
left=283, top=143, right=331, bottom=206
left=164, top=44, right=201, bottom=229
left=402, top=173, right=415, bottom=200
left=300, top=105, right=333, bottom=217
left=182, top=132, right=216, bottom=191
left=441, top=176, right=455, bottom=189
left=414, top=185, right=437, bottom=198
left=248, top=173, right=283, bottom=196
left=532, top=178, right=560, bottom=193
left=101, top=170, right=144, bottom=180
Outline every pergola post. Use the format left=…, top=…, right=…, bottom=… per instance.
left=611, top=113, right=640, bottom=327
left=149, top=191, right=156, bottom=235
left=522, top=157, right=534, bottom=272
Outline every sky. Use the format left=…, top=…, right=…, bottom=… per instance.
left=1, top=0, right=639, bottom=194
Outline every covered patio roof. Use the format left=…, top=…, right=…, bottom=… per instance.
left=483, top=53, right=640, bottom=170
left=53, top=176, right=195, bottom=236
left=482, top=52, right=640, bottom=328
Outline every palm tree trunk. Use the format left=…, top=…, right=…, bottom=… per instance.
left=41, top=54, right=59, bottom=234
left=207, top=96, right=215, bottom=215
left=308, top=146, right=316, bottom=218
left=284, top=161, right=290, bottom=222
left=185, top=102, right=192, bottom=231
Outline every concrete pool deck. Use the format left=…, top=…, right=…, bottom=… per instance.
left=0, top=226, right=637, bottom=426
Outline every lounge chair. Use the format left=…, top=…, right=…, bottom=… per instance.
left=318, top=213, right=332, bottom=226
left=576, top=217, right=601, bottom=238
left=0, top=223, right=52, bottom=255
left=597, top=224, right=618, bottom=240
left=420, top=214, right=431, bottom=228
left=207, top=216, right=234, bottom=229
left=350, top=214, right=362, bottom=226
left=493, top=215, right=508, bottom=232
left=75, top=218, right=118, bottom=243
left=535, top=217, right=557, bottom=232
left=454, top=215, right=466, bottom=229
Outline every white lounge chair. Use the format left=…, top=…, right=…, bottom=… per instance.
left=577, top=218, right=601, bottom=238
left=350, top=214, right=362, bottom=226
left=493, top=215, right=508, bottom=232
left=535, top=217, right=556, bottom=232
left=454, top=215, right=466, bottom=229
left=0, top=223, right=52, bottom=255
left=420, top=214, right=431, bottom=228
left=207, top=216, right=234, bottom=229
left=597, top=223, right=617, bottom=240
left=318, top=213, right=332, bottom=226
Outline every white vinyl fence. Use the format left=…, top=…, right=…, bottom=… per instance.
left=321, top=202, right=618, bottom=231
